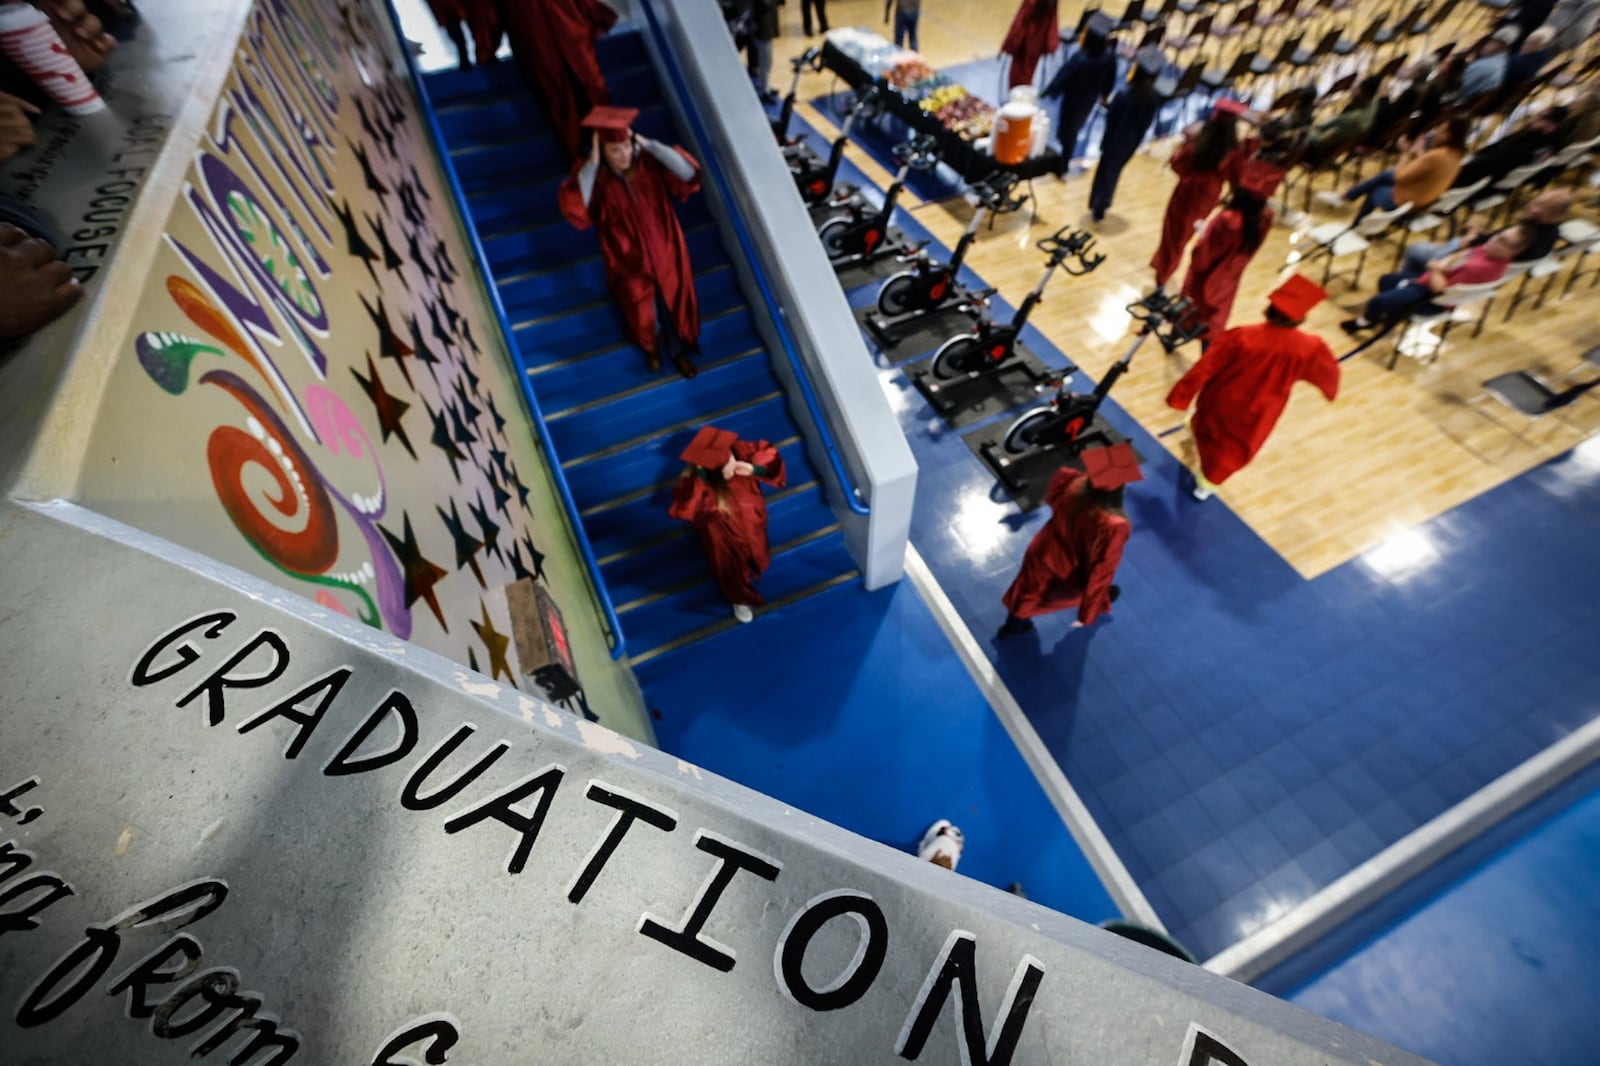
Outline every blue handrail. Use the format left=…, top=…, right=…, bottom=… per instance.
left=636, top=0, right=870, bottom=518
left=381, top=0, right=627, bottom=659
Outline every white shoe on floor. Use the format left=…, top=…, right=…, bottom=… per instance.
left=732, top=603, right=754, bottom=624
left=917, top=819, right=965, bottom=871
left=1192, top=484, right=1214, bottom=501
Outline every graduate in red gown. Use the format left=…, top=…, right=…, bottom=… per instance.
left=670, top=426, right=787, bottom=623
left=559, top=106, right=704, bottom=379
left=1001, top=0, right=1060, bottom=89
left=1150, top=101, right=1255, bottom=288
left=998, top=443, right=1138, bottom=637
left=1165, top=274, right=1340, bottom=499
left=504, top=0, right=617, bottom=159
left=1179, top=158, right=1281, bottom=343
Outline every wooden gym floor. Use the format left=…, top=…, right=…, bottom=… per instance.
left=775, top=0, right=1600, bottom=579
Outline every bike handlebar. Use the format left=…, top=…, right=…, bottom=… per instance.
left=792, top=47, right=824, bottom=73
left=892, top=134, right=942, bottom=169
left=1037, top=226, right=1106, bottom=275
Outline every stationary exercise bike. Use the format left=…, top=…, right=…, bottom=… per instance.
left=816, top=134, right=940, bottom=270
left=926, top=227, right=1104, bottom=385
left=792, top=86, right=883, bottom=211
left=863, top=171, right=1030, bottom=345
left=773, top=47, right=824, bottom=148
left=995, top=291, right=1206, bottom=462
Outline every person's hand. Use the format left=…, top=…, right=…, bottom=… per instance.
left=720, top=454, right=739, bottom=480
left=588, top=131, right=601, bottom=164
left=33, top=0, right=117, bottom=73
left=0, top=224, right=83, bottom=340
left=0, top=92, right=40, bottom=164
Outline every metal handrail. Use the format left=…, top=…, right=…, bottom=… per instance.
left=381, top=0, right=627, bottom=659
left=636, top=0, right=870, bottom=517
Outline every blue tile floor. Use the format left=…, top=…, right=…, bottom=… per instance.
left=637, top=578, right=1120, bottom=923
left=788, top=114, right=1600, bottom=961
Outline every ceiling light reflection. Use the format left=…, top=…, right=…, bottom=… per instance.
left=950, top=484, right=1017, bottom=568
left=1360, top=527, right=1440, bottom=582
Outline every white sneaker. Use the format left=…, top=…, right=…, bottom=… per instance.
left=917, top=819, right=965, bottom=871
left=1314, top=190, right=1348, bottom=209
left=732, top=603, right=754, bottom=624
left=1192, top=484, right=1214, bottom=501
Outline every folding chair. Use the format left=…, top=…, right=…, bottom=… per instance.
left=1290, top=200, right=1414, bottom=291
left=1558, top=218, right=1600, bottom=298
left=1387, top=278, right=1505, bottom=367
left=1393, top=178, right=1490, bottom=259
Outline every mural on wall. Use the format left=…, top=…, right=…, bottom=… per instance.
left=121, top=0, right=547, bottom=689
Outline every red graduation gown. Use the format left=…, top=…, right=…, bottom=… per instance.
left=1151, top=140, right=1261, bottom=285
left=1001, top=0, right=1060, bottom=89
left=558, top=146, right=703, bottom=357
left=670, top=440, right=787, bottom=606
left=1165, top=321, right=1340, bottom=484
left=1001, top=468, right=1129, bottom=626
left=504, top=0, right=618, bottom=159
left=1179, top=204, right=1274, bottom=344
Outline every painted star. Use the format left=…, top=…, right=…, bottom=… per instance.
left=486, top=393, right=508, bottom=437
left=432, top=238, right=457, bottom=284
left=404, top=225, right=435, bottom=280
left=447, top=398, right=477, bottom=447
left=459, top=348, right=481, bottom=390
left=454, top=378, right=482, bottom=428
left=506, top=460, right=531, bottom=511
left=425, top=400, right=468, bottom=481
left=427, top=298, right=455, bottom=355
left=367, top=212, right=405, bottom=282
left=438, top=498, right=486, bottom=587
left=469, top=490, right=504, bottom=564
left=333, top=198, right=379, bottom=281
left=382, top=83, right=408, bottom=134
left=351, top=352, right=415, bottom=459
left=409, top=164, right=433, bottom=202
left=406, top=311, right=443, bottom=382
left=520, top=532, right=547, bottom=580
left=487, top=442, right=510, bottom=481
left=380, top=512, right=448, bottom=631
left=470, top=600, right=515, bottom=683
left=507, top=538, right=535, bottom=582
left=347, top=136, right=390, bottom=207
left=361, top=292, right=415, bottom=389
left=487, top=469, right=513, bottom=517
left=461, top=318, right=479, bottom=356
left=439, top=291, right=462, bottom=336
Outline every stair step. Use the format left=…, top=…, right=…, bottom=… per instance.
left=563, top=394, right=795, bottom=510
left=481, top=197, right=712, bottom=269
left=548, top=358, right=782, bottom=460
left=496, top=224, right=725, bottom=311
left=600, top=489, right=838, bottom=605
left=435, top=65, right=660, bottom=145
left=511, top=263, right=741, bottom=364
left=450, top=105, right=676, bottom=187
left=535, top=310, right=760, bottom=413
left=424, top=30, right=649, bottom=107
left=582, top=439, right=820, bottom=558
left=622, top=534, right=859, bottom=664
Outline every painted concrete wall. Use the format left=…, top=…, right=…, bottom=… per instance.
left=52, top=0, right=650, bottom=742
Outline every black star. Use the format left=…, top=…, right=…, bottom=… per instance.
left=409, top=164, right=433, bottom=202
left=468, top=646, right=481, bottom=673
left=471, top=600, right=516, bottom=683
left=367, top=212, right=405, bottom=281
left=507, top=460, right=531, bottom=511
left=427, top=298, right=455, bottom=355
left=404, top=225, right=435, bottom=280
left=454, top=377, right=482, bottom=427
left=447, top=398, right=477, bottom=447
left=399, top=181, right=427, bottom=230
left=487, top=442, right=510, bottom=481
left=334, top=199, right=379, bottom=280
left=469, top=490, right=504, bottom=564
left=488, top=469, right=513, bottom=517
left=406, top=311, right=443, bottom=382
left=520, top=532, right=546, bottom=580
left=361, top=292, right=415, bottom=389
left=382, top=83, right=408, bottom=134
left=460, top=319, right=479, bottom=356
left=486, top=393, right=508, bottom=436
left=507, top=538, right=535, bottom=582
left=439, top=291, right=462, bottom=336
left=425, top=401, right=468, bottom=480
left=351, top=352, right=415, bottom=459
left=438, top=498, right=486, bottom=587
left=432, top=238, right=457, bottom=284
left=348, top=137, right=390, bottom=207
left=380, top=512, right=449, bottom=631
left=354, top=96, right=384, bottom=152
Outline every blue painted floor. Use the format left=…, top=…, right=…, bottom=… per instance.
left=782, top=109, right=1600, bottom=965
left=638, top=578, right=1120, bottom=922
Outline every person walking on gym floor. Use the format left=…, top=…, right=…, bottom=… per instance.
left=1040, top=11, right=1117, bottom=172
left=559, top=106, right=705, bottom=379
left=1150, top=101, right=1250, bottom=289
left=800, top=0, right=828, bottom=37
left=1001, top=0, right=1059, bottom=89
left=1166, top=275, right=1340, bottom=500
left=1088, top=46, right=1165, bottom=223
left=885, top=0, right=921, bottom=51
left=744, top=0, right=781, bottom=104
left=1178, top=160, right=1280, bottom=343
left=670, top=426, right=787, bottom=625
left=997, top=442, right=1138, bottom=638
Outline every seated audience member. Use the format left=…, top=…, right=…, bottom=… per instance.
left=1363, top=68, right=1423, bottom=150
left=1458, top=28, right=1518, bottom=102
left=1540, top=0, right=1600, bottom=52
left=1399, top=190, right=1570, bottom=273
left=1563, top=85, right=1600, bottom=143
left=1454, top=106, right=1568, bottom=188
left=0, top=221, right=84, bottom=341
left=1503, top=27, right=1557, bottom=88
left=1341, top=226, right=1526, bottom=333
left=1416, top=54, right=1467, bottom=119
left=1302, top=75, right=1383, bottom=169
left=1342, top=116, right=1469, bottom=218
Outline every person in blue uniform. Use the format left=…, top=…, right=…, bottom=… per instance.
left=1088, top=46, right=1166, bottom=223
left=1040, top=10, right=1117, bottom=174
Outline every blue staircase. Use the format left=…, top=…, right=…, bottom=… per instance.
left=423, top=29, right=858, bottom=664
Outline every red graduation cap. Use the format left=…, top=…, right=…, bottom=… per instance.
left=1268, top=274, right=1327, bottom=322
left=1213, top=98, right=1252, bottom=120
left=680, top=425, right=738, bottom=469
left=1235, top=157, right=1286, bottom=199
left=581, top=105, right=640, bottom=144
left=1081, top=442, right=1143, bottom=490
